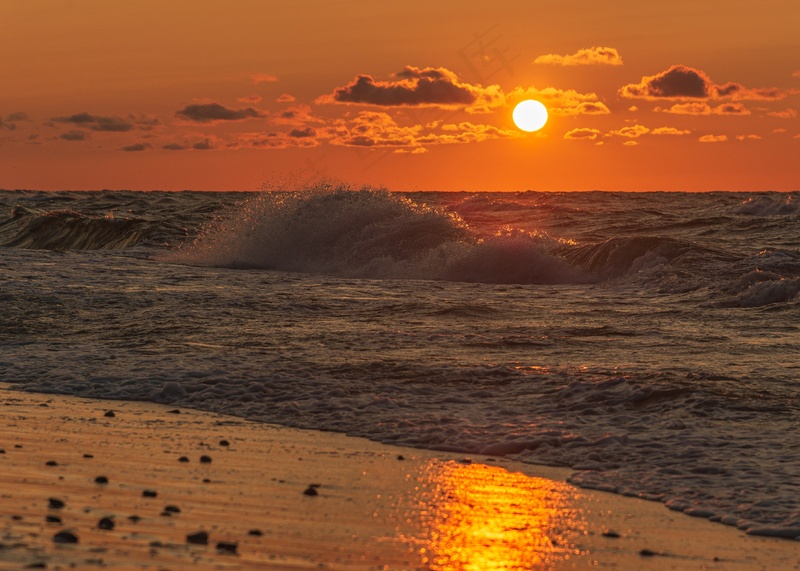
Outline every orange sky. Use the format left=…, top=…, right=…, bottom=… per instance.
left=1, top=0, right=798, bottom=191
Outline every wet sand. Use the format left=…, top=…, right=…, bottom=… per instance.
left=0, top=385, right=797, bottom=570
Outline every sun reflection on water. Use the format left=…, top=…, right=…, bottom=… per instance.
left=414, top=460, right=583, bottom=571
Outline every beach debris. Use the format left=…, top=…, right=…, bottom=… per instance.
left=94, top=475, right=108, bottom=484
left=216, top=541, right=238, bottom=554
left=186, top=531, right=209, bottom=545
left=104, top=410, right=115, bottom=418
left=97, top=516, right=115, bottom=530
left=248, top=529, right=263, bottom=536
left=48, top=498, right=65, bottom=509
left=303, top=484, right=320, bottom=496
left=142, top=489, right=158, bottom=498
left=53, top=530, right=79, bottom=544
left=200, top=455, right=212, bottom=463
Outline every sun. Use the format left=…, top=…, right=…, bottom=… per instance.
left=512, top=99, right=548, bottom=132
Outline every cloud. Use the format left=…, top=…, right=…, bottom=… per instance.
left=623, top=140, right=638, bottom=146
left=193, top=139, right=214, bottom=150
left=656, top=102, right=751, bottom=115
left=611, top=125, right=650, bottom=138
left=510, top=86, right=610, bottom=116
left=699, top=134, right=727, bottom=143
left=288, top=127, right=316, bottom=138
left=238, top=95, right=262, bottom=104
left=272, top=104, right=325, bottom=127
left=651, top=127, right=691, bottom=135
left=251, top=73, right=278, bottom=84
left=324, top=110, right=518, bottom=150
left=53, top=112, right=134, bottom=132
left=2, top=111, right=31, bottom=129
left=276, top=93, right=296, bottom=103
left=735, top=134, right=762, bottom=141
left=317, top=66, right=504, bottom=113
left=534, top=46, right=623, bottom=66
left=163, top=143, right=189, bottom=150
left=175, top=103, right=264, bottom=122
left=121, top=143, right=151, bottom=152
left=621, top=65, right=786, bottom=101
left=564, top=128, right=601, bottom=140
left=767, top=108, right=797, bottom=118
left=59, top=130, right=87, bottom=141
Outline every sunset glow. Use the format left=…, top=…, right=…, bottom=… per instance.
left=512, top=100, right=548, bottom=132
left=1, top=1, right=798, bottom=191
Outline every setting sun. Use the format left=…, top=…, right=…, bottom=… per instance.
left=512, top=99, right=548, bottom=132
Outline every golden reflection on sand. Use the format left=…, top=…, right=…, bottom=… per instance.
left=414, top=460, right=585, bottom=570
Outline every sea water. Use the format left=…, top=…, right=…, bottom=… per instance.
left=1, top=186, right=799, bottom=537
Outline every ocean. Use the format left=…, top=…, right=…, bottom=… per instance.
left=1, top=186, right=799, bottom=538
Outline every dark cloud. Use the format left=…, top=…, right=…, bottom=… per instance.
left=121, top=143, right=150, bottom=152
left=60, top=130, right=87, bottom=141
left=317, top=66, right=503, bottom=112
left=175, top=103, right=264, bottom=122
left=163, top=143, right=189, bottom=151
left=52, top=112, right=134, bottom=132
left=288, top=127, right=316, bottom=138
left=621, top=65, right=787, bottom=101
left=7, top=112, right=30, bottom=122
left=193, top=140, right=214, bottom=150
left=620, top=65, right=711, bottom=99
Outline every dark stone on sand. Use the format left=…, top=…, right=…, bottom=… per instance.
left=602, top=530, right=621, bottom=538
left=45, top=515, right=62, bottom=524
left=11, top=515, right=22, bottom=521
left=48, top=498, right=65, bottom=509
left=397, top=455, right=405, bottom=460
left=142, top=490, right=158, bottom=498
left=0, top=449, right=5, bottom=454
left=14, top=444, right=22, bottom=448
left=24, top=563, right=47, bottom=569
left=200, top=455, right=212, bottom=464
left=98, top=517, right=114, bottom=530
left=164, top=505, right=181, bottom=513
left=639, top=548, right=661, bottom=557
left=167, top=409, right=181, bottom=414
left=219, top=440, right=230, bottom=447
left=303, top=485, right=319, bottom=496
left=45, top=460, right=58, bottom=466
left=128, top=515, right=141, bottom=523
left=202, top=478, right=211, bottom=483
left=216, top=541, right=238, bottom=554
left=178, top=456, right=189, bottom=463
left=83, top=454, right=93, bottom=458
left=94, top=476, right=108, bottom=484
left=186, top=531, right=209, bottom=545
left=53, top=530, right=79, bottom=544
left=104, top=410, right=115, bottom=418
left=248, top=529, right=263, bottom=536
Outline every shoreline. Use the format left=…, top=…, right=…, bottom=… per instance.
left=0, top=385, right=797, bottom=570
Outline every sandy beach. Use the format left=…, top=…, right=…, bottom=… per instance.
left=0, top=384, right=797, bottom=571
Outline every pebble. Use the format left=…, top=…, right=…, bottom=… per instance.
left=98, top=517, right=115, bottom=530
left=104, top=410, right=115, bottom=418
left=186, top=531, right=209, bottom=545
left=164, top=505, right=181, bottom=513
left=128, top=515, right=142, bottom=523
left=45, top=460, right=58, bottom=466
left=178, top=456, right=189, bottom=463
left=219, top=440, right=230, bottom=447
left=248, top=529, right=263, bottom=536
left=397, top=455, right=405, bottom=460
left=167, top=409, right=181, bottom=414
left=199, top=455, right=212, bottom=464
left=83, top=454, right=94, bottom=459
left=48, top=498, right=65, bottom=509
left=45, top=515, right=62, bottom=524
left=602, top=530, right=621, bottom=538
left=94, top=476, right=109, bottom=484
left=53, top=531, right=79, bottom=544
left=142, top=490, right=158, bottom=498
left=303, top=485, right=319, bottom=496
left=216, top=541, right=238, bottom=554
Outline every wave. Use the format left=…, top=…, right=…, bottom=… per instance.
left=735, top=194, right=799, bottom=216
left=0, top=205, right=152, bottom=250
left=170, top=185, right=751, bottom=288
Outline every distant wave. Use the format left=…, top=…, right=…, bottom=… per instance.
left=0, top=205, right=151, bottom=250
